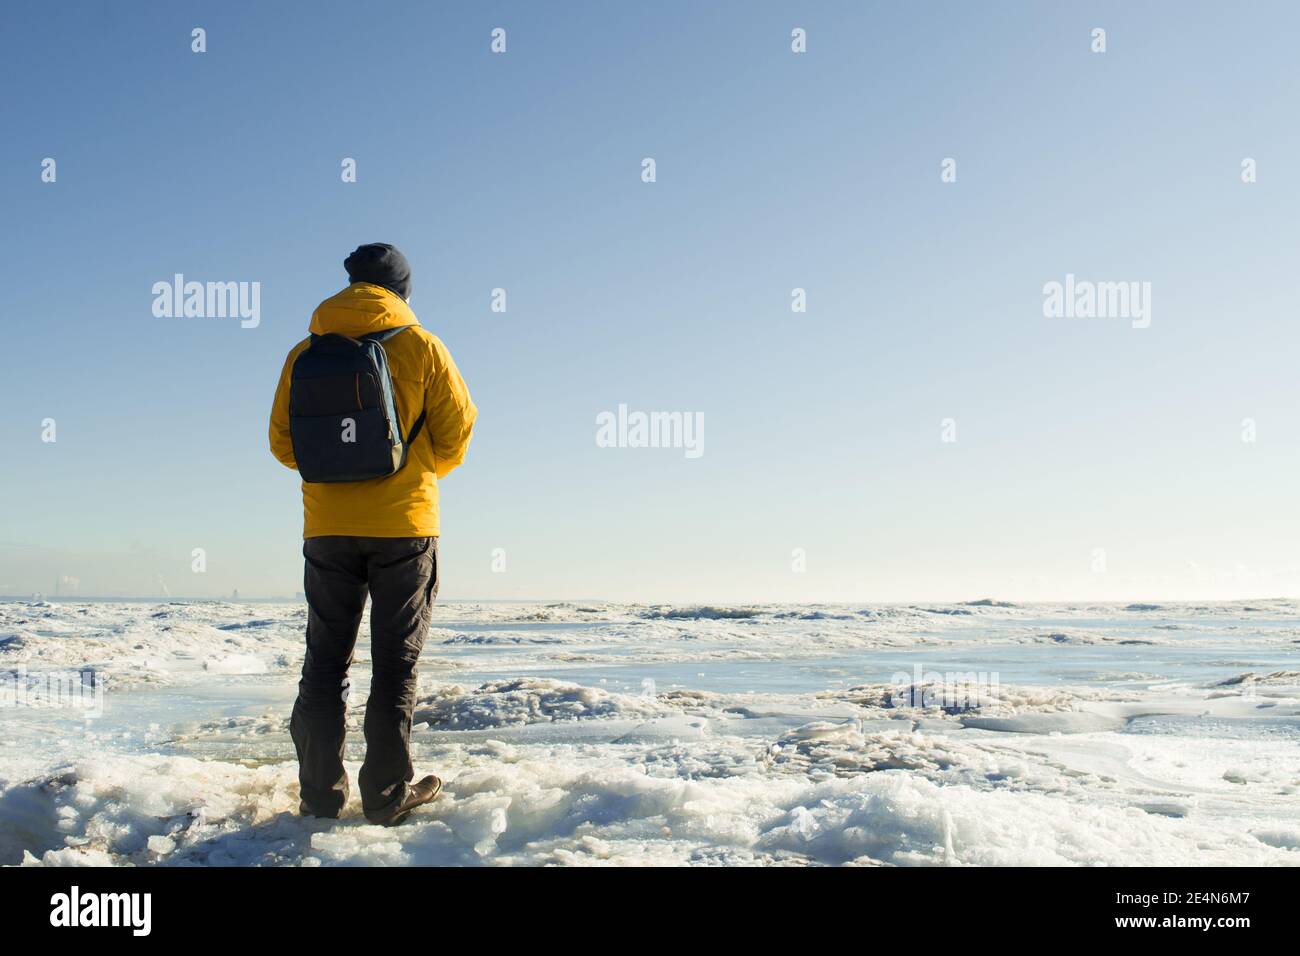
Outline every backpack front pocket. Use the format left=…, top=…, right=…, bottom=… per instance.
left=290, top=407, right=399, bottom=483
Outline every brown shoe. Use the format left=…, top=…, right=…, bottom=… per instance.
left=365, top=774, right=443, bottom=826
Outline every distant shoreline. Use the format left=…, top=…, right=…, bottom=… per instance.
left=2, top=596, right=1296, bottom=608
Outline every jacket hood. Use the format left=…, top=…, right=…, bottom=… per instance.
left=309, top=283, right=420, bottom=336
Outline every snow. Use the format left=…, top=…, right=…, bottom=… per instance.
left=412, top=677, right=674, bottom=729
left=1, top=599, right=1298, bottom=866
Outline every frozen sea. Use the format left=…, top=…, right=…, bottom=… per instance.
left=1, top=599, right=1297, bottom=866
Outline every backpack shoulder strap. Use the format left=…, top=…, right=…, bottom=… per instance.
left=406, top=409, right=427, bottom=446
left=362, top=325, right=416, bottom=343
left=359, top=326, right=426, bottom=445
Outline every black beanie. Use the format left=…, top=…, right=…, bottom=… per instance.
left=344, top=243, right=412, bottom=301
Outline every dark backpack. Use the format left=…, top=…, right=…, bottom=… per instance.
left=288, top=326, right=426, bottom=483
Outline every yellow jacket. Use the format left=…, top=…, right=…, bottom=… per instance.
left=269, top=283, right=476, bottom=538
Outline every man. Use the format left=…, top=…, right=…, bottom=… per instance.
left=269, top=243, right=476, bottom=825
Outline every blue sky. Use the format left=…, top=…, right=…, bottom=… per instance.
left=3, top=1, right=1299, bottom=602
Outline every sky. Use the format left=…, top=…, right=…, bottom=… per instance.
left=2, top=1, right=1299, bottom=603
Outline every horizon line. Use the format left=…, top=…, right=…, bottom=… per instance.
left=3, top=594, right=1296, bottom=607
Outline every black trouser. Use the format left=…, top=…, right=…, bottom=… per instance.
left=290, top=536, right=438, bottom=816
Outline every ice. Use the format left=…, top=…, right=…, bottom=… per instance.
left=959, top=712, right=1126, bottom=734
left=204, top=654, right=268, bottom=675
left=640, top=606, right=764, bottom=620
left=2, top=599, right=1299, bottom=866
left=7, top=732, right=1295, bottom=866
left=1252, top=828, right=1300, bottom=850
left=412, top=677, right=673, bottom=729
